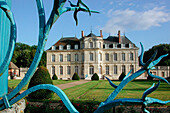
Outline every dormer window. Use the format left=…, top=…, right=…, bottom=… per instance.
left=52, top=46, right=56, bottom=50
left=121, top=44, right=125, bottom=48
left=90, top=42, right=93, bottom=48
left=67, top=45, right=71, bottom=50
left=129, top=43, right=133, bottom=48
left=59, top=45, right=63, bottom=50
left=105, top=44, right=109, bottom=49
left=75, top=44, right=78, bottom=49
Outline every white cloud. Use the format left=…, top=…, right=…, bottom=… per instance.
left=103, top=7, right=170, bottom=34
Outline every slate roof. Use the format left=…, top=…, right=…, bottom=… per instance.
left=49, top=37, right=80, bottom=50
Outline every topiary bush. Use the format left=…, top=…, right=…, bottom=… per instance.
left=52, top=74, right=58, bottom=80
left=119, top=72, right=126, bottom=81
left=147, top=75, right=153, bottom=80
left=91, top=73, right=99, bottom=80
left=28, top=66, right=54, bottom=99
left=72, top=72, right=80, bottom=80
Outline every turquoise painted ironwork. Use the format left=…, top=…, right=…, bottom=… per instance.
left=0, top=0, right=169, bottom=113
left=94, top=43, right=170, bottom=113
left=0, top=0, right=98, bottom=111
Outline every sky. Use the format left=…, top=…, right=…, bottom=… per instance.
left=11, top=0, right=170, bottom=51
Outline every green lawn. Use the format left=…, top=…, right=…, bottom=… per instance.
left=50, top=80, right=170, bottom=103
left=8, top=80, right=76, bottom=91
left=8, top=80, right=170, bottom=104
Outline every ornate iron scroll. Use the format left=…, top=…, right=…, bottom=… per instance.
left=0, top=0, right=169, bottom=113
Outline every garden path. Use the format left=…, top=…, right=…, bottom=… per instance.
left=55, top=80, right=89, bottom=89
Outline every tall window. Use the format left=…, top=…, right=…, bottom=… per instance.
left=162, top=72, right=165, bottom=77
left=75, top=54, right=78, bottom=61
left=59, top=45, right=63, bottom=50
left=114, top=65, right=117, bottom=74
left=81, top=66, right=84, bottom=76
left=122, top=53, right=125, bottom=61
left=130, top=53, right=134, bottom=61
left=99, top=65, right=102, bottom=74
left=99, top=42, right=101, bottom=48
left=60, top=54, right=63, bottom=62
left=60, top=66, right=63, bottom=75
left=90, top=53, right=93, bottom=61
left=105, top=53, right=109, bottom=61
left=52, top=54, right=55, bottom=62
left=99, top=53, right=102, bottom=61
left=67, top=66, right=71, bottom=75
left=67, top=54, right=71, bottom=61
left=67, top=45, right=71, bottom=50
left=52, top=66, right=55, bottom=75
left=130, top=65, right=134, bottom=73
left=75, top=66, right=78, bottom=74
left=90, top=42, right=93, bottom=48
left=122, top=65, right=126, bottom=73
left=114, top=53, right=117, bottom=61
left=82, top=53, right=84, bottom=61
left=106, top=66, right=109, bottom=75
left=89, top=66, right=94, bottom=75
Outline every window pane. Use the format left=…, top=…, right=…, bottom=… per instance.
left=52, top=54, right=55, bottom=62
left=67, top=54, right=71, bottom=61
left=106, top=66, right=109, bottom=75
left=75, top=66, right=78, bottom=74
left=60, top=66, right=63, bottom=75
left=114, top=65, right=117, bottom=74
left=114, top=53, right=117, bottom=61
left=67, top=66, right=71, bottom=75
left=105, top=53, right=109, bottom=61
left=75, top=54, right=78, bottom=61
left=130, top=53, right=133, bottom=61
left=89, top=66, right=94, bottom=75
left=60, top=54, right=63, bottom=62
left=122, top=53, right=125, bottom=61
left=122, top=65, right=126, bottom=73
left=90, top=53, right=93, bottom=61
left=130, top=65, right=134, bottom=73
left=52, top=66, right=55, bottom=75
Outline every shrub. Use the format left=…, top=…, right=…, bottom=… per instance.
left=52, top=74, right=58, bottom=80
left=72, top=72, right=80, bottom=80
left=119, top=72, right=126, bottom=81
left=28, top=66, right=54, bottom=99
left=91, top=73, right=99, bottom=80
left=147, top=75, right=153, bottom=80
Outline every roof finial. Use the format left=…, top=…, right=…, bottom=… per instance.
left=91, top=26, right=93, bottom=33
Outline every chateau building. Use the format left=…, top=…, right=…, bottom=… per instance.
left=46, top=30, right=140, bottom=80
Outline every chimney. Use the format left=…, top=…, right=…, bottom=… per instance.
left=81, top=31, right=84, bottom=38
left=100, top=30, right=103, bottom=38
left=118, top=30, right=121, bottom=43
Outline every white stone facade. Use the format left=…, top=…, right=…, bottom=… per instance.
left=46, top=30, right=169, bottom=80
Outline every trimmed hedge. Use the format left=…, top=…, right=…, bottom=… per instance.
left=91, top=73, right=99, bottom=80
left=28, top=66, right=54, bottom=99
left=72, top=72, right=80, bottom=80
left=119, top=72, right=126, bottom=81
left=52, top=74, right=58, bottom=80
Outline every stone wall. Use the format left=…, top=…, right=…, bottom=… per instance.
left=0, top=99, right=25, bottom=113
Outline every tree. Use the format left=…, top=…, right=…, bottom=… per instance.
left=143, top=44, right=170, bottom=66
left=52, top=74, right=58, bottom=80
left=72, top=72, right=80, bottom=80
left=91, top=73, right=99, bottom=80
left=11, top=43, right=46, bottom=67
left=27, top=66, right=54, bottom=99
left=119, top=72, right=126, bottom=81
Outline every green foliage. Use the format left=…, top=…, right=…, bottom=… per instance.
left=52, top=74, right=58, bottom=80
left=28, top=66, right=54, bottom=99
left=11, top=42, right=46, bottom=67
left=72, top=72, right=80, bottom=80
left=143, top=44, right=170, bottom=66
left=91, top=73, right=99, bottom=80
left=147, top=75, right=153, bottom=80
left=119, top=72, right=126, bottom=81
